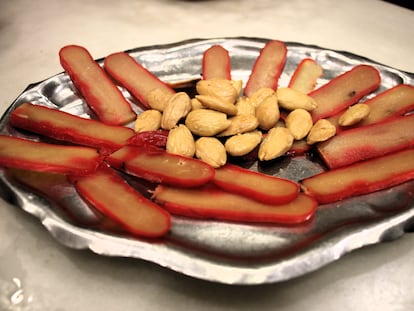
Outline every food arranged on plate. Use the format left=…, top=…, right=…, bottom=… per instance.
left=1, top=39, right=414, bottom=241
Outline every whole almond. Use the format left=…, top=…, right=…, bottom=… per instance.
left=196, top=79, right=239, bottom=104
left=258, top=127, right=294, bottom=161
left=195, top=95, right=238, bottom=116
left=338, top=103, right=370, bottom=126
left=285, top=109, right=313, bottom=140
left=225, top=130, right=262, bottom=156
left=191, top=97, right=205, bottom=110
left=276, top=87, right=317, bottom=111
left=248, top=87, right=275, bottom=107
left=235, top=96, right=255, bottom=116
left=161, top=92, right=192, bottom=130
left=146, top=88, right=173, bottom=112
left=185, top=109, right=231, bottom=136
left=307, top=119, right=336, bottom=144
left=134, top=109, right=162, bottom=133
left=255, top=93, right=280, bottom=130
left=195, top=137, right=227, bottom=168
left=231, top=80, right=243, bottom=96
left=217, top=114, right=259, bottom=137
left=166, top=124, right=195, bottom=157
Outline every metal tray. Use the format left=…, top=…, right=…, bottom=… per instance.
left=0, top=37, right=413, bottom=285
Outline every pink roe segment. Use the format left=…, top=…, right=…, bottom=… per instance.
left=153, top=184, right=317, bottom=224
left=59, top=45, right=136, bottom=125
left=301, top=148, right=414, bottom=204
left=244, top=40, right=287, bottom=97
left=0, top=135, right=102, bottom=175
left=72, top=164, right=171, bottom=238
left=104, top=52, right=175, bottom=109
left=288, top=58, right=323, bottom=94
left=309, top=65, right=381, bottom=122
left=202, top=45, right=232, bottom=80
left=106, top=145, right=215, bottom=187
left=328, top=84, right=414, bottom=130
left=317, top=114, right=414, bottom=169
left=10, top=103, right=135, bottom=152
left=213, top=164, right=299, bottom=204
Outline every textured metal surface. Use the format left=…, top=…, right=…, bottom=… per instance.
left=0, top=37, right=413, bottom=285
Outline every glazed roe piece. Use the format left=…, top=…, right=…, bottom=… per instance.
left=104, top=52, right=175, bottom=109
left=317, top=114, right=414, bottom=169
left=153, top=184, right=317, bottom=225
left=309, top=65, right=381, bottom=122
left=212, top=164, right=299, bottom=204
left=202, top=45, right=232, bottom=80
left=106, top=145, right=215, bottom=187
left=10, top=103, right=135, bottom=152
left=244, top=40, right=287, bottom=97
left=59, top=45, right=136, bottom=125
left=301, top=148, right=414, bottom=204
left=0, top=135, right=102, bottom=175
left=72, top=164, right=171, bottom=238
left=328, top=84, right=414, bottom=130
left=288, top=58, right=323, bottom=94
left=6, top=168, right=122, bottom=231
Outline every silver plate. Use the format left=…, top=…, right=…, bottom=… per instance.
left=0, top=37, right=413, bottom=285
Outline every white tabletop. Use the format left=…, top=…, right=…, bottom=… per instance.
left=0, top=0, right=413, bottom=310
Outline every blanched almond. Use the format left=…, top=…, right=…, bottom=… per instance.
left=231, top=80, right=243, bottom=96
left=166, top=124, right=195, bottom=157
left=217, top=114, right=259, bottom=137
left=195, top=95, right=238, bottom=115
left=258, top=127, right=294, bottom=161
left=248, top=87, right=275, bottom=107
left=146, top=88, right=174, bottom=112
left=255, top=93, right=280, bottom=130
left=185, top=109, right=231, bottom=136
left=338, top=103, right=370, bottom=126
left=134, top=109, right=162, bottom=133
left=235, top=97, right=255, bottom=116
left=191, top=97, right=205, bottom=110
left=307, top=119, right=336, bottom=144
left=285, top=109, right=313, bottom=140
left=195, top=137, right=227, bottom=168
left=196, top=79, right=239, bottom=104
left=276, top=87, right=317, bottom=111
left=161, top=92, right=192, bottom=130
left=225, top=130, right=262, bottom=156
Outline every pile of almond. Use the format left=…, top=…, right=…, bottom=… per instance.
left=134, top=78, right=368, bottom=168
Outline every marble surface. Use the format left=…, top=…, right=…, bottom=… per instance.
left=0, top=0, right=413, bottom=310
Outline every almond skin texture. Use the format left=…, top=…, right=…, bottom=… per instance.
left=338, top=103, right=370, bottom=126
left=196, top=79, right=239, bottom=104
left=161, top=92, right=192, bottom=130
left=248, top=87, right=275, bottom=108
left=195, top=95, right=238, bottom=115
left=258, top=127, right=294, bottom=161
left=255, top=93, right=280, bottom=130
left=185, top=109, right=231, bottom=136
left=166, top=124, right=196, bottom=157
left=134, top=109, right=162, bottom=133
left=195, top=137, right=227, bottom=168
left=235, top=97, right=256, bottom=116
left=225, top=130, right=262, bottom=156
left=217, top=114, right=259, bottom=137
left=307, top=119, right=336, bottom=145
left=285, top=109, right=313, bottom=140
left=146, top=88, right=174, bottom=112
left=276, top=87, right=318, bottom=111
